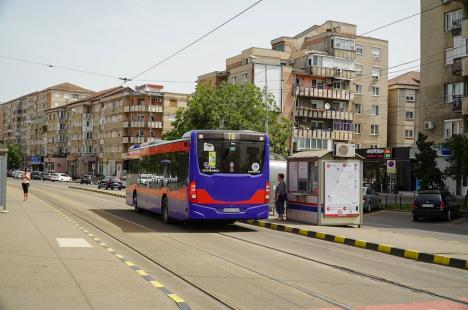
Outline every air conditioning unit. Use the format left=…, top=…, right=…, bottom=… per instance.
left=441, top=0, right=450, bottom=4
left=424, top=121, right=435, bottom=130
left=334, top=143, right=356, bottom=158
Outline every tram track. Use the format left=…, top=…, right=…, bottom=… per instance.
left=31, top=185, right=468, bottom=309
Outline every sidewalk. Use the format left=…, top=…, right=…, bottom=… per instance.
left=245, top=215, right=468, bottom=269
left=0, top=185, right=180, bottom=310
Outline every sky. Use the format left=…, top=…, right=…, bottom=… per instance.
left=0, top=0, right=420, bottom=102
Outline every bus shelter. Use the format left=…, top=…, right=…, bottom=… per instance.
left=286, top=150, right=363, bottom=227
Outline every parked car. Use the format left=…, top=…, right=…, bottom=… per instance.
left=40, top=172, right=53, bottom=181
left=12, top=170, right=23, bottom=179
left=30, top=171, right=42, bottom=180
left=50, top=173, right=72, bottom=182
left=363, top=186, right=381, bottom=213
left=412, top=190, right=459, bottom=221
left=120, top=176, right=127, bottom=188
left=80, top=175, right=96, bottom=185
left=97, top=176, right=122, bottom=190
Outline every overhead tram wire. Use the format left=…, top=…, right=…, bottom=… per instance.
left=128, top=0, right=264, bottom=81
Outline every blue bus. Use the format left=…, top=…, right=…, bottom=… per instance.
left=125, top=130, right=270, bottom=223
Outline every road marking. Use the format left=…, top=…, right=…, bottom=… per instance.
left=366, top=210, right=387, bottom=216
left=46, top=205, right=191, bottom=309
left=451, top=217, right=466, bottom=224
left=56, top=238, right=92, bottom=248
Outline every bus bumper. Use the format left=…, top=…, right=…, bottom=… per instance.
left=189, top=203, right=269, bottom=220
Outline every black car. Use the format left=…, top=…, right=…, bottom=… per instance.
left=30, top=171, right=42, bottom=180
left=412, top=190, right=459, bottom=221
left=80, top=175, right=96, bottom=185
left=97, top=176, right=122, bottom=190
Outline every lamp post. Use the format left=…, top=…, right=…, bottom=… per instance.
left=249, top=55, right=269, bottom=135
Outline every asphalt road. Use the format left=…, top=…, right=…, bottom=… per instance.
left=364, top=209, right=468, bottom=244
left=11, top=179, right=468, bottom=309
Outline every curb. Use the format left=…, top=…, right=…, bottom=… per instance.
left=69, top=186, right=126, bottom=198
left=242, top=220, right=468, bottom=271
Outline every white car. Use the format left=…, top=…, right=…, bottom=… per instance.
left=50, top=173, right=72, bottom=182
left=12, top=170, right=23, bottom=179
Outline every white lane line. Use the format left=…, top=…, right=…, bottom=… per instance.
left=56, top=238, right=93, bottom=248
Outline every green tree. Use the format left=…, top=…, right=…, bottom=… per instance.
left=163, top=82, right=292, bottom=156
left=7, top=144, right=23, bottom=170
left=412, top=132, right=445, bottom=190
left=442, top=135, right=468, bottom=205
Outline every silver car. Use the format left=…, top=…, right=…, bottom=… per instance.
left=363, top=186, right=381, bottom=213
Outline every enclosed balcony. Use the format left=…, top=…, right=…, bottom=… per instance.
left=294, top=107, right=353, bottom=121
left=294, top=128, right=353, bottom=141
left=295, top=86, right=354, bottom=101
left=123, top=105, right=163, bottom=113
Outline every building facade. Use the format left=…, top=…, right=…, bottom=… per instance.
left=419, top=0, right=468, bottom=142
left=197, top=20, right=388, bottom=151
left=388, top=71, right=420, bottom=147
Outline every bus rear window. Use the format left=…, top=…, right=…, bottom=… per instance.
left=198, top=140, right=265, bottom=175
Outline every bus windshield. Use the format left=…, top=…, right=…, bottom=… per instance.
left=197, top=140, right=265, bottom=175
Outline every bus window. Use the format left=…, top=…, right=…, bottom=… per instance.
left=197, top=140, right=265, bottom=175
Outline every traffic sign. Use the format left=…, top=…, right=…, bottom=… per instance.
left=387, top=160, right=396, bottom=174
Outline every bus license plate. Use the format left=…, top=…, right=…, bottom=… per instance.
left=223, top=208, right=240, bottom=213
left=422, top=203, right=434, bottom=208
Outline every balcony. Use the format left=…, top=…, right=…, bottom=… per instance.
left=295, top=108, right=353, bottom=121
left=123, top=121, right=163, bottom=128
left=309, top=66, right=355, bottom=80
left=295, top=87, right=354, bottom=101
left=294, top=128, right=352, bottom=141
left=463, top=96, right=468, bottom=115
left=453, top=96, right=463, bottom=113
left=451, top=19, right=462, bottom=36
left=130, top=137, right=145, bottom=144
left=124, top=105, right=163, bottom=113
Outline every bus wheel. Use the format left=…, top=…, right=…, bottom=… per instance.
left=162, top=197, right=171, bottom=224
left=134, top=194, right=142, bottom=214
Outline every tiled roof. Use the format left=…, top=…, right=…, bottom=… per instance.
left=388, top=71, right=420, bottom=86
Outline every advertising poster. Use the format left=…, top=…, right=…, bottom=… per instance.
left=324, top=161, right=360, bottom=217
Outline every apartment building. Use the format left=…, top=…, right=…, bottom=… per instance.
left=0, top=82, right=94, bottom=170
left=52, top=84, right=186, bottom=177
left=197, top=20, right=388, bottom=151
left=388, top=71, right=420, bottom=147
left=419, top=0, right=468, bottom=142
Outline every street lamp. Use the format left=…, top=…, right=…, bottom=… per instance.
left=249, top=55, right=269, bottom=135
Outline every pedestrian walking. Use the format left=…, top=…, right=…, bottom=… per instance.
left=21, top=167, right=31, bottom=201
left=275, top=173, right=287, bottom=220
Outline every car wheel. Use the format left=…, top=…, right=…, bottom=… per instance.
left=445, top=210, right=451, bottom=221
left=134, top=194, right=142, bottom=213
left=412, top=214, right=419, bottom=221
left=367, top=203, right=372, bottom=213
left=162, top=197, right=171, bottom=224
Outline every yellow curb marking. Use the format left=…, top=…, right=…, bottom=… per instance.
left=168, top=294, right=184, bottom=303
left=434, top=255, right=450, bottom=266
left=355, top=240, right=367, bottom=248
left=316, top=232, right=326, bottom=240
left=334, top=236, right=345, bottom=244
left=299, top=229, right=308, bottom=236
left=378, top=244, right=392, bottom=254
left=150, top=280, right=164, bottom=288
left=404, top=249, right=419, bottom=260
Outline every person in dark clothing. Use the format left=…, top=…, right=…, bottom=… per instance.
left=275, top=173, right=287, bottom=220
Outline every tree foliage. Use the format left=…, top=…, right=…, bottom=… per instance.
left=163, top=82, right=292, bottom=156
left=442, top=135, right=468, bottom=205
left=412, top=132, right=445, bottom=191
left=7, top=144, right=23, bottom=170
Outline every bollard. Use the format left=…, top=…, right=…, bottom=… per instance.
left=0, top=144, right=9, bottom=214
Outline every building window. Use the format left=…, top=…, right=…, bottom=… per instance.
left=370, top=144, right=378, bottom=149
left=444, top=82, right=464, bottom=103
left=370, top=124, right=379, bottom=135
left=405, top=130, right=414, bottom=139
left=354, top=103, right=362, bottom=113
left=54, top=93, right=60, bottom=98
left=169, top=99, right=177, bottom=107
left=371, top=67, right=380, bottom=79
left=241, top=72, right=248, bottom=83
left=72, top=93, right=80, bottom=100
left=136, top=130, right=144, bottom=137
left=445, top=9, right=463, bottom=32
left=405, top=94, right=415, bottom=102
left=405, top=111, right=414, bottom=120
left=355, top=84, right=363, bottom=95
left=298, top=138, right=328, bottom=150
left=273, top=44, right=285, bottom=52
left=86, top=132, right=93, bottom=139
left=353, top=123, right=361, bottom=134
left=372, top=86, right=380, bottom=96
left=355, top=64, right=363, bottom=75
left=332, top=37, right=355, bottom=51
left=356, top=44, right=363, bottom=55
left=231, top=75, right=237, bottom=84
left=371, top=105, right=379, bottom=115
left=137, top=114, right=145, bottom=121
left=372, top=47, right=381, bottom=60
left=64, top=94, right=70, bottom=100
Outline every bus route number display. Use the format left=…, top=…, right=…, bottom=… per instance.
left=324, top=161, right=360, bottom=217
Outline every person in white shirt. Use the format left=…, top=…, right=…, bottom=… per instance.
left=21, top=167, right=31, bottom=201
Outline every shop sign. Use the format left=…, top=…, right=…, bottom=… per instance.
left=365, top=148, right=392, bottom=159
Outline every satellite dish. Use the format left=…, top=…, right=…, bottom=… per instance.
left=324, top=103, right=331, bottom=110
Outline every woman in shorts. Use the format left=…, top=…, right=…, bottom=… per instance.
left=21, top=167, right=31, bottom=201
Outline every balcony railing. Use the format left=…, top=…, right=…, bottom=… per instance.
left=295, top=108, right=353, bottom=121
left=294, top=128, right=353, bottom=141
left=123, top=105, right=163, bottom=113
left=123, top=121, right=163, bottom=128
left=309, top=66, right=355, bottom=80
left=295, top=86, right=354, bottom=101
left=453, top=95, right=463, bottom=112
left=451, top=19, right=462, bottom=35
